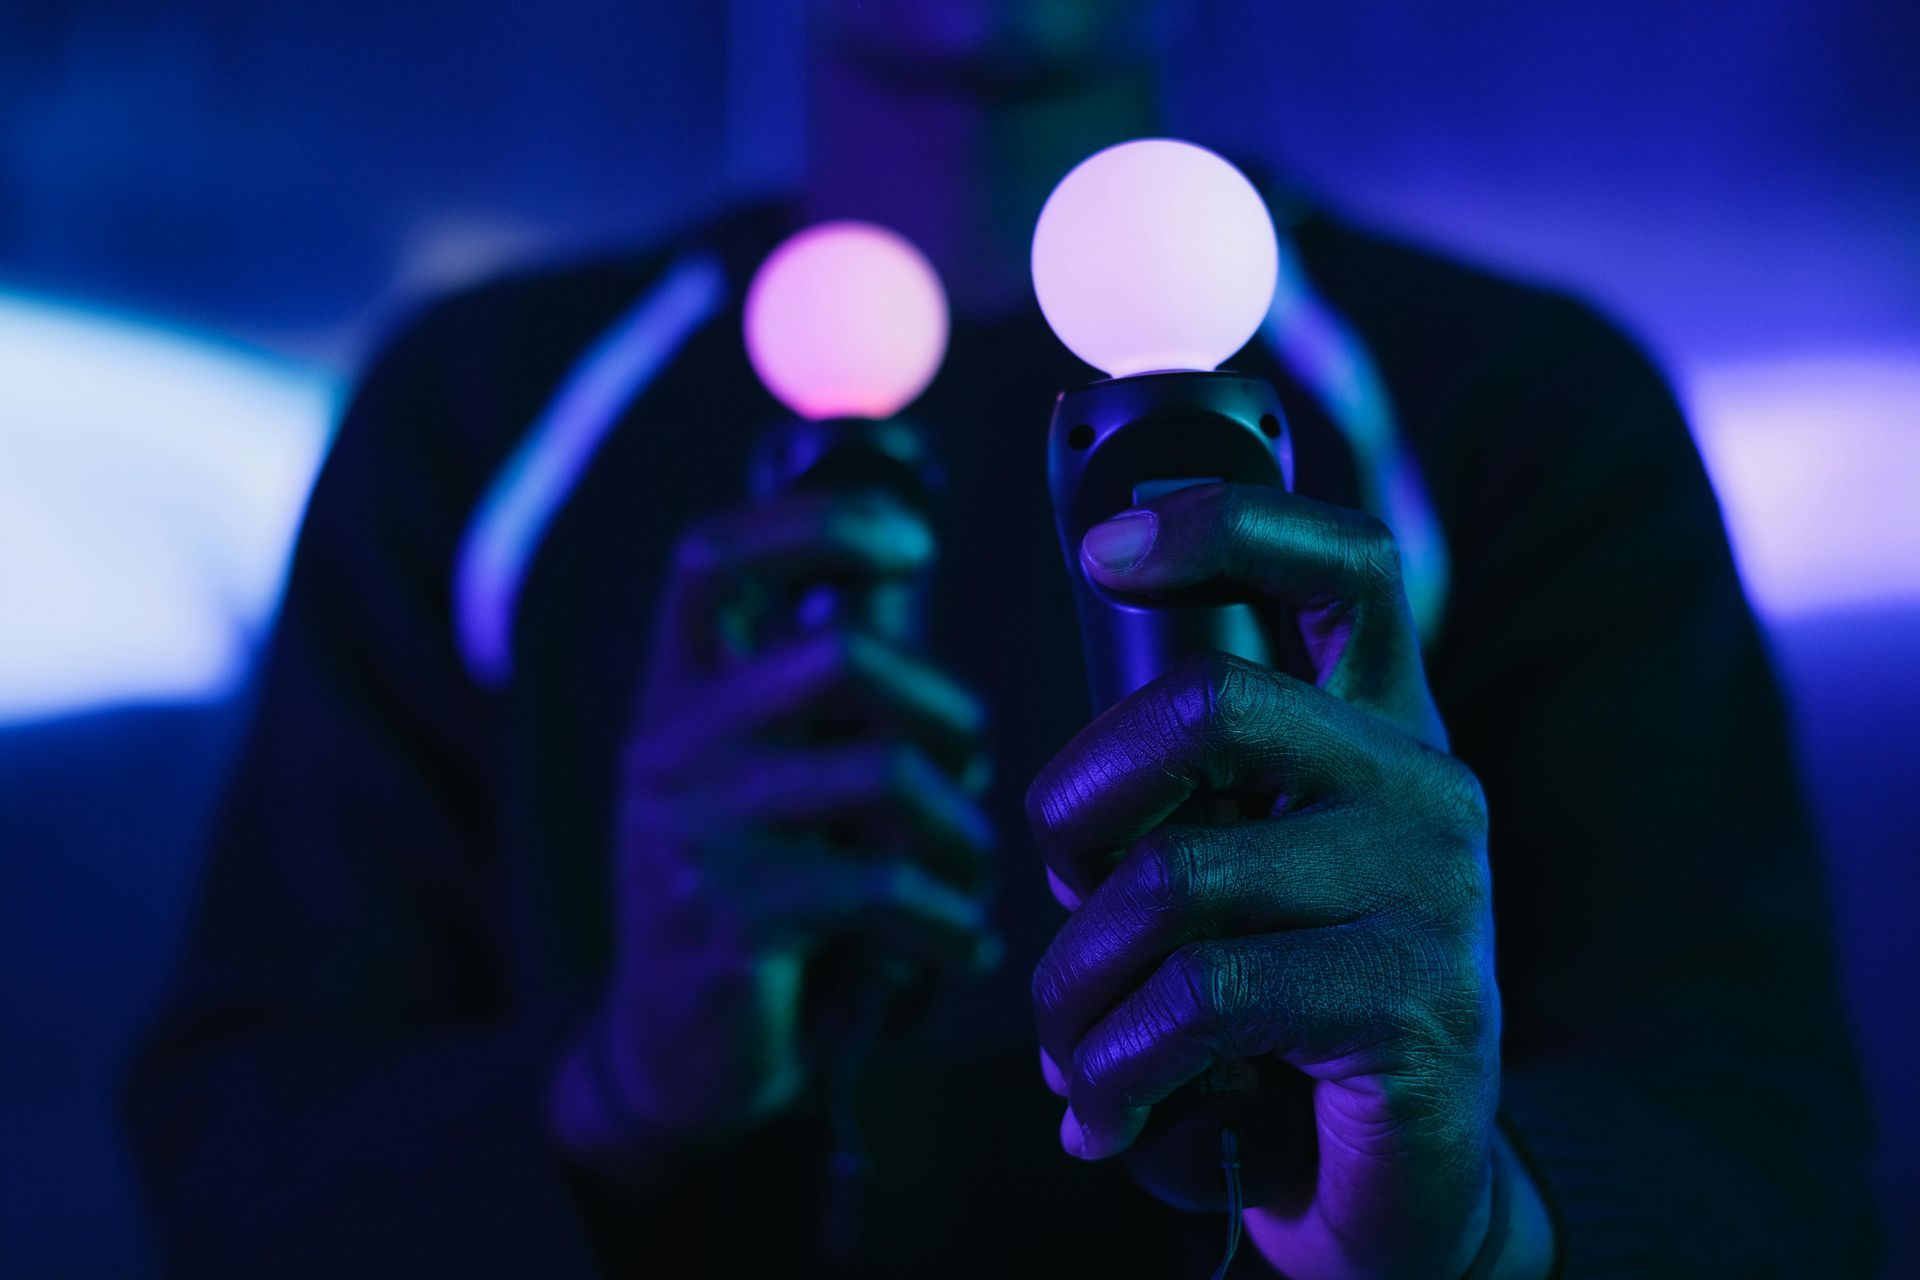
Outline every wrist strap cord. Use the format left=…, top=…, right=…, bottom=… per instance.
left=1207, top=1127, right=1509, bottom=1280
left=821, top=975, right=891, bottom=1261
left=1209, top=1124, right=1245, bottom=1280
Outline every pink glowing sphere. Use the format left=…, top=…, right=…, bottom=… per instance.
left=1032, top=139, right=1278, bottom=378
left=743, top=221, right=949, bottom=420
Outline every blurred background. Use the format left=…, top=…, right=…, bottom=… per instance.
left=0, top=1, right=1913, bottom=1274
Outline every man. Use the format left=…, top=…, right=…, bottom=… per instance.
left=127, top=2, right=1877, bottom=1275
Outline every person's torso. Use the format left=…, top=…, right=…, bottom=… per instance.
left=431, top=202, right=1548, bottom=1273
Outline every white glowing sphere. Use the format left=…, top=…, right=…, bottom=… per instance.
left=1031, top=139, right=1278, bottom=378
left=743, top=221, right=949, bottom=420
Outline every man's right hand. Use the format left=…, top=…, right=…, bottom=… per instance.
left=547, top=491, right=997, bottom=1168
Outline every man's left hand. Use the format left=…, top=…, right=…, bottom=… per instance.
left=1028, top=482, right=1513, bottom=1279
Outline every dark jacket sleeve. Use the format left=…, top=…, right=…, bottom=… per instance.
left=1427, top=297, right=1879, bottom=1275
left=122, top=298, right=606, bottom=1279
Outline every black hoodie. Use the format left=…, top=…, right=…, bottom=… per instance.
left=125, top=203, right=1878, bottom=1277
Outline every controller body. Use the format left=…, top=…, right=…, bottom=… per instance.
left=750, top=415, right=941, bottom=643
left=1046, top=370, right=1305, bottom=1211
left=749, top=415, right=949, bottom=1254
left=749, top=415, right=946, bottom=1031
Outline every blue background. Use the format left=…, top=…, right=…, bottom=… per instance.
left=1, top=2, right=1914, bottom=1274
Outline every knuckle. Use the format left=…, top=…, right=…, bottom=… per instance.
left=1071, top=1033, right=1122, bottom=1101
left=1216, top=487, right=1271, bottom=566
left=1022, top=773, right=1046, bottom=830
left=1127, top=829, right=1205, bottom=920
left=1023, top=770, right=1066, bottom=846
left=1071, top=1014, right=1153, bottom=1104
left=1405, top=930, right=1497, bottom=1050
left=1390, top=759, right=1490, bottom=922
left=1433, top=855, right=1490, bottom=921
left=1169, top=651, right=1257, bottom=742
left=1430, top=756, right=1491, bottom=842
left=1029, top=955, right=1068, bottom=1025
left=1189, top=478, right=1243, bottom=535
left=1349, top=512, right=1403, bottom=590
left=1164, top=942, right=1230, bottom=1034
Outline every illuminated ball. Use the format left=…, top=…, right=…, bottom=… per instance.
left=1031, top=138, right=1278, bottom=378
left=743, top=221, right=949, bottom=420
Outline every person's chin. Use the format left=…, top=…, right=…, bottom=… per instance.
left=824, top=4, right=1139, bottom=100
left=832, top=27, right=1118, bottom=103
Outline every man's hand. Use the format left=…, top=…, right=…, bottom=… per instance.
left=1028, top=482, right=1539, bottom=1279
left=548, top=491, right=997, bottom=1168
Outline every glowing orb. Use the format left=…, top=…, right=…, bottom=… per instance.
left=1032, top=138, right=1278, bottom=378
left=744, top=221, right=949, bottom=420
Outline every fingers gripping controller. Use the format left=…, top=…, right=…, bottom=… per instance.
left=1047, top=371, right=1295, bottom=717
left=1043, top=377, right=1299, bottom=1210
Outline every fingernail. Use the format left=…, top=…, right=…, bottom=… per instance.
left=1081, top=510, right=1156, bottom=573
left=1046, top=868, right=1081, bottom=912
left=1060, top=1105, right=1088, bottom=1158
left=1039, top=1048, right=1069, bottom=1097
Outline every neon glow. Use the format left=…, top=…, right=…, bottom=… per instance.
left=0, top=291, right=341, bottom=727
left=455, top=254, right=727, bottom=686
left=1263, top=233, right=1450, bottom=640
left=1032, top=139, right=1278, bottom=378
left=743, top=221, right=949, bottom=421
left=1681, top=350, right=1920, bottom=618
left=1, top=275, right=1906, bottom=736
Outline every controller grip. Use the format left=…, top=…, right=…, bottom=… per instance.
left=1046, top=371, right=1301, bottom=1210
